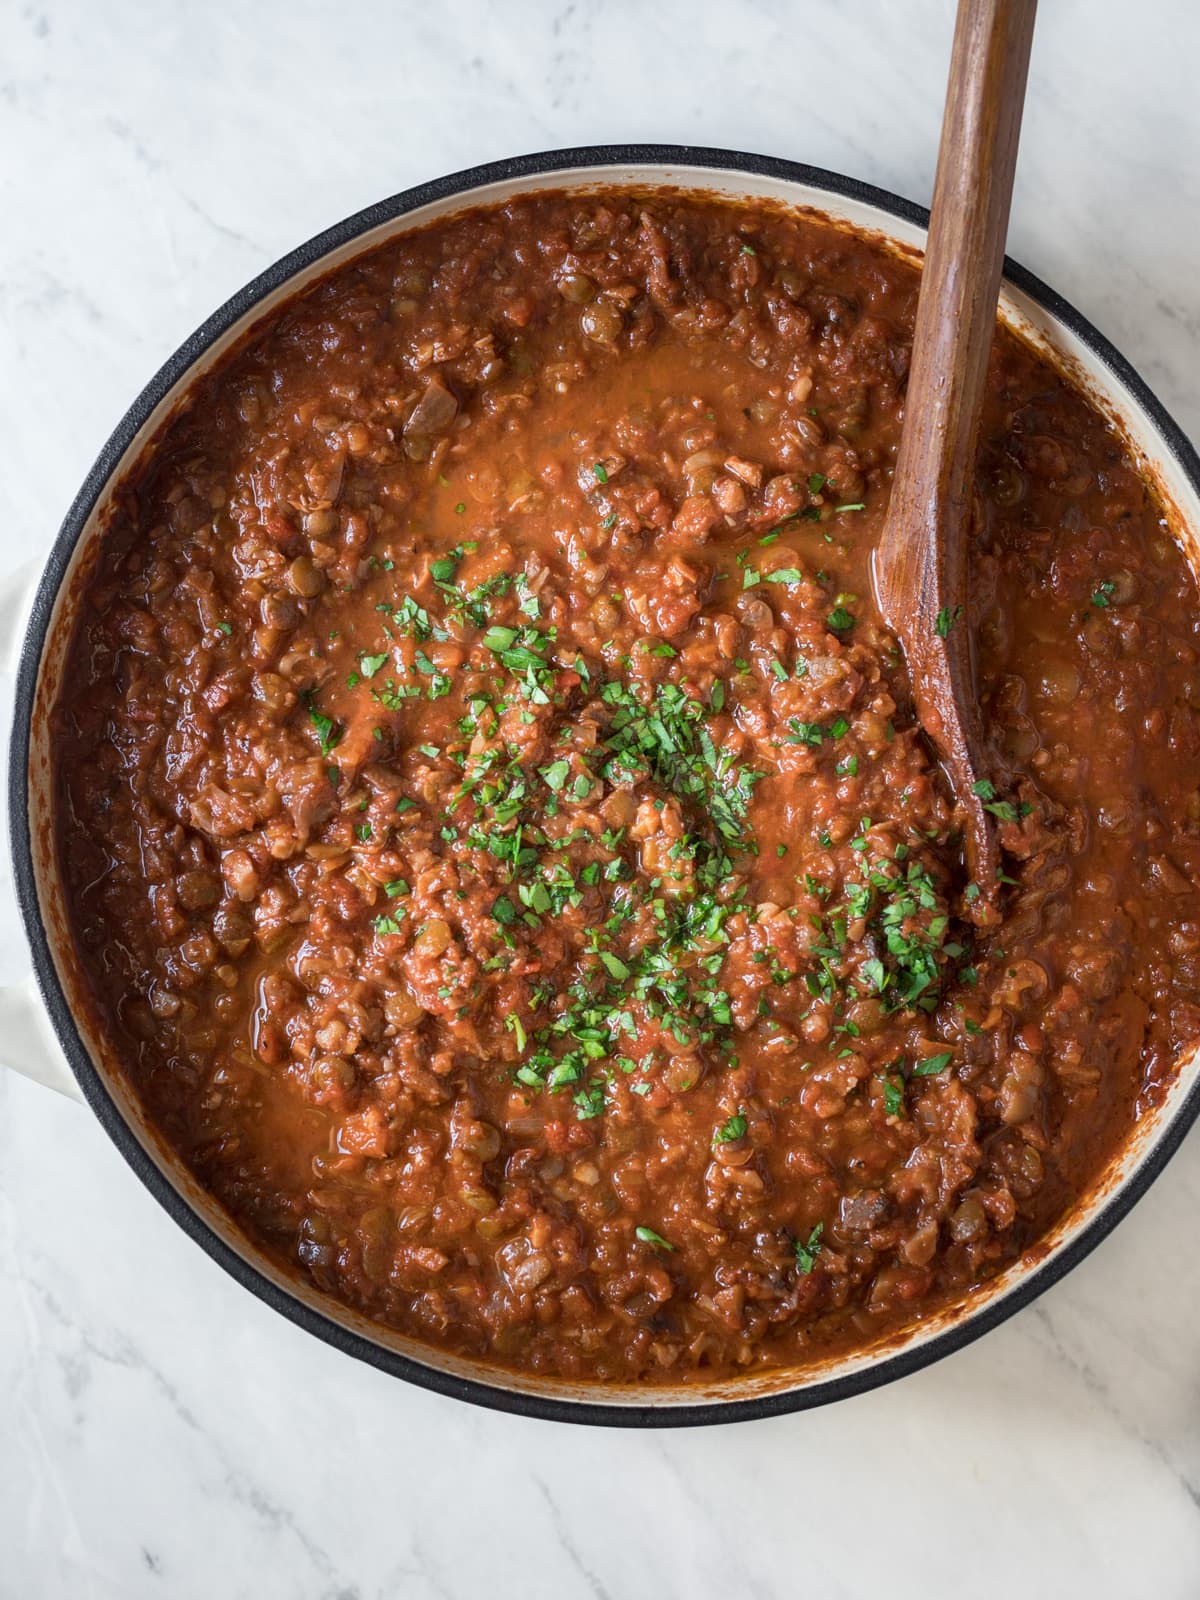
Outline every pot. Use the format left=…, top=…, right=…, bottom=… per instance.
left=8, top=146, right=1200, bottom=1427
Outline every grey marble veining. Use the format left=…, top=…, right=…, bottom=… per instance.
left=2, top=1, right=1200, bottom=1594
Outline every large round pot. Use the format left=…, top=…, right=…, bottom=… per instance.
left=8, top=146, right=1200, bottom=1427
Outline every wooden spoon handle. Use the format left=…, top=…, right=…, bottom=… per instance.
left=875, top=0, right=1037, bottom=896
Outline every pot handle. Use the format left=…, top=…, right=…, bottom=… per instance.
left=0, top=557, right=83, bottom=1102
left=0, top=975, right=83, bottom=1100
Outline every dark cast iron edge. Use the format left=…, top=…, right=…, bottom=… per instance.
left=11, top=143, right=1200, bottom=1429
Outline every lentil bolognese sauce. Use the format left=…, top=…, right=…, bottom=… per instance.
left=54, top=191, right=1200, bottom=1382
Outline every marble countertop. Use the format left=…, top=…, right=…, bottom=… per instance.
left=3, top=1, right=1200, bottom=1594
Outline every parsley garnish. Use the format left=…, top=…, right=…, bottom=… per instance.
left=304, top=694, right=340, bottom=756
left=713, top=1110, right=747, bottom=1145
left=794, top=1222, right=823, bottom=1273
left=935, top=605, right=964, bottom=638
left=635, top=1226, right=674, bottom=1250
left=913, top=1051, right=953, bottom=1076
left=879, top=1071, right=905, bottom=1117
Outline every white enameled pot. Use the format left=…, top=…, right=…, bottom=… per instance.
left=7, top=147, right=1200, bottom=1426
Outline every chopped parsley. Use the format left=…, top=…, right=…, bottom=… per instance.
left=635, top=1226, right=674, bottom=1251
left=879, top=1072, right=905, bottom=1117
left=304, top=694, right=340, bottom=756
left=539, top=759, right=570, bottom=792
left=913, top=1051, right=954, bottom=1076
left=598, top=679, right=760, bottom=848
left=713, top=1110, right=748, bottom=1145
left=794, top=1222, right=823, bottom=1273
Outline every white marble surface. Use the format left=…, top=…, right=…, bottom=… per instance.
left=3, top=0, right=1200, bottom=1594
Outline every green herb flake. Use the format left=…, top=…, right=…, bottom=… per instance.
left=713, top=1110, right=747, bottom=1145
left=794, top=1222, right=823, bottom=1274
left=573, top=1082, right=606, bottom=1120
left=482, top=624, right=519, bottom=652
left=935, top=604, right=964, bottom=638
left=540, top=759, right=570, bottom=792
left=599, top=951, right=631, bottom=981
left=913, top=1050, right=954, bottom=1077
left=984, top=799, right=1021, bottom=823
left=635, top=1225, right=674, bottom=1251
left=879, top=1072, right=905, bottom=1117
left=305, top=695, right=340, bottom=756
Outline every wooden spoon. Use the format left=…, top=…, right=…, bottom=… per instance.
left=873, top=0, right=1037, bottom=909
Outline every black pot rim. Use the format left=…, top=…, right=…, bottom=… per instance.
left=12, top=143, right=1200, bottom=1429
